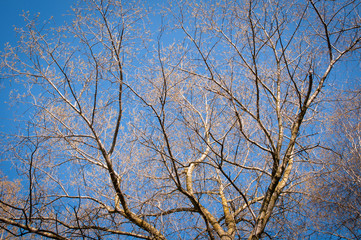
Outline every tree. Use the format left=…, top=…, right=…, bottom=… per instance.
left=0, top=174, right=21, bottom=239
left=306, top=88, right=361, bottom=239
left=0, top=0, right=360, bottom=239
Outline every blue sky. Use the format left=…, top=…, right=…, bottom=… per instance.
left=0, top=0, right=73, bottom=47
left=0, top=0, right=74, bottom=176
left=0, top=1, right=359, bottom=239
left=0, top=0, right=73, bottom=131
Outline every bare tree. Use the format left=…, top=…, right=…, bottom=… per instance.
left=0, top=174, right=21, bottom=239
left=306, top=88, right=361, bottom=240
left=0, top=0, right=360, bottom=239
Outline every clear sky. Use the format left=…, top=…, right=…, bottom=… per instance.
left=0, top=0, right=73, bottom=47
left=0, top=0, right=73, bottom=131
left=0, top=0, right=74, bottom=177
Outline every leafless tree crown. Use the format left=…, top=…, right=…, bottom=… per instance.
left=0, top=0, right=360, bottom=239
